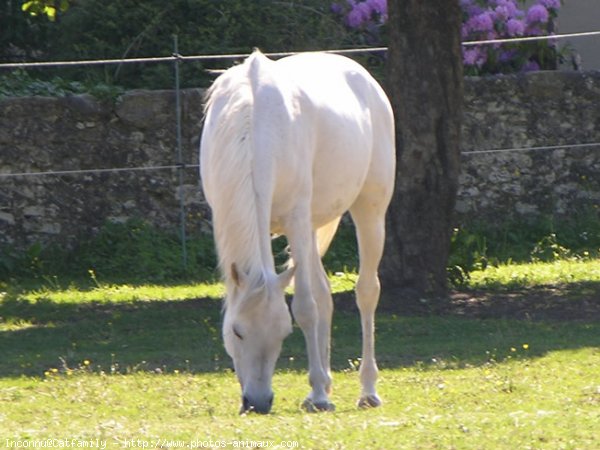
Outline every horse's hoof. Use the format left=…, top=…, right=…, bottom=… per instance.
left=302, top=398, right=336, bottom=413
left=358, top=394, right=382, bottom=409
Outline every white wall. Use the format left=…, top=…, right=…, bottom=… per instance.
left=559, top=0, right=600, bottom=70
left=523, top=0, right=600, bottom=70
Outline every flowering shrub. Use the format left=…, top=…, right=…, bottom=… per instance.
left=460, top=0, right=565, bottom=74
left=331, top=0, right=388, bottom=46
left=332, top=0, right=569, bottom=75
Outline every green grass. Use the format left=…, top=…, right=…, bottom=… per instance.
left=3, top=352, right=599, bottom=448
left=3, top=212, right=598, bottom=288
left=1, top=260, right=600, bottom=448
left=469, top=258, right=600, bottom=290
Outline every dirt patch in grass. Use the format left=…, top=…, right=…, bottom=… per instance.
left=448, top=283, right=600, bottom=321
left=334, top=282, right=600, bottom=322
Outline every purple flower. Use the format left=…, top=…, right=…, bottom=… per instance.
left=494, top=5, right=510, bottom=22
left=506, top=18, right=525, bottom=36
left=467, top=11, right=495, bottom=33
left=345, top=0, right=388, bottom=28
left=461, top=22, right=471, bottom=40
left=498, top=49, right=517, bottom=62
left=461, top=0, right=485, bottom=16
left=537, top=0, right=560, bottom=10
left=332, top=0, right=567, bottom=75
left=522, top=60, right=541, bottom=72
left=527, top=4, right=549, bottom=23
left=463, top=48, right=479, bottom=66
left=494, top=0, right=521, bottom=18
left=331, top=3, right=344, bottom=15
left=346, top=1, right=371, bottom=28
left=525, top=24, right=543, bottom=36
left=368, top=0, right=387, bottom=15
left=463, top=47, right=487, bottom=68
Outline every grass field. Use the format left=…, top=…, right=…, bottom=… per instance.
left=1, top=259, right=600, bottom=449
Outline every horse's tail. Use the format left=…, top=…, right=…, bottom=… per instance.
left=247, top=48, right=272, bottom=97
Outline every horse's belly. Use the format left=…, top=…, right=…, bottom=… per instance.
left=270, top=103, right=373, bottom=233
left=270, top=145, right=369, bottom=233
left=310, top=170, right=364, bottom=227
left=313, top=129, right=371, bottom=219
left=270, top=187, right=358, bottom=234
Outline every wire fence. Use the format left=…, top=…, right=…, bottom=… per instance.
left=1, top=30, right=600, bottom=267
left=3, top=141, right=600, bottom=180
left=1, top=30, right=600, bottom=70
left=461, top=142, right=600, bottom=156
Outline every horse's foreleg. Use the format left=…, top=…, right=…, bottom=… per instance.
left=351, top=201, right=387, bottom=408
left=288, top=223, right=334, bottom=412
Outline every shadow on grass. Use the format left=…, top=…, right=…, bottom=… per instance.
left=0, top=293, right=226, bottom=378
left=1, top=282, right=599, bottom=378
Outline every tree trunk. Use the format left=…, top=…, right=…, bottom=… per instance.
left=381, top=0, right=463, bottom=302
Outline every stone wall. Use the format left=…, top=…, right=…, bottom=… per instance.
left=459, top=71, right=600, bottom=221
left=1, top=71, right=599, bottom=249
left=0, top=89, right=207, bottom=248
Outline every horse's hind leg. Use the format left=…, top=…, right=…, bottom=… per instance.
left=310, top=216, right=342, bottom=396
left=350, top=195, right=388, bottom=408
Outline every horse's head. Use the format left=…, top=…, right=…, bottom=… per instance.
left=223, top=264, right=295, bottom=414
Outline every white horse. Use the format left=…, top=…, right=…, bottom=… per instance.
left=200, top=49, right=395, bottom=414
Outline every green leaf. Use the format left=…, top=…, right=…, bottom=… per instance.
left=44, top=5, right=57, bottom=21
left=21, top=1, right=34, bottom=12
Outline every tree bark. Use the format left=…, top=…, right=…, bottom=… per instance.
left=381, top=0, right=463, bottom=302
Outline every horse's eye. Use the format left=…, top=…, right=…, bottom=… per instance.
left=233, top=326, right=244, bottom=341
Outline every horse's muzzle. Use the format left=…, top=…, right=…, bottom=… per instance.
left=241, top=393, right=274, bottom=414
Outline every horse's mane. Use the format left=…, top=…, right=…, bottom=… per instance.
left=202, top=54, right=266, bottom=301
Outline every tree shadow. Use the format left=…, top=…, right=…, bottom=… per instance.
left=329, top=282, right=600, bottom=371
left=0, top=293, right=227, bottom=377
left=448, top=281, right=600, bottom=322
left=1, top=282, right=599, bottom=378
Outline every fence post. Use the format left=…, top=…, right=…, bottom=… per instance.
left=173, top=35, right=188, bottom=270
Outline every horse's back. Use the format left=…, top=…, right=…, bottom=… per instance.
left=201, top=51, right=395, bottom=234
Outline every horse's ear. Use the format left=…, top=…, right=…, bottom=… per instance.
left=277, top=266, right=295, bottom=290
left=231, top=263, right=247, bottom=288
